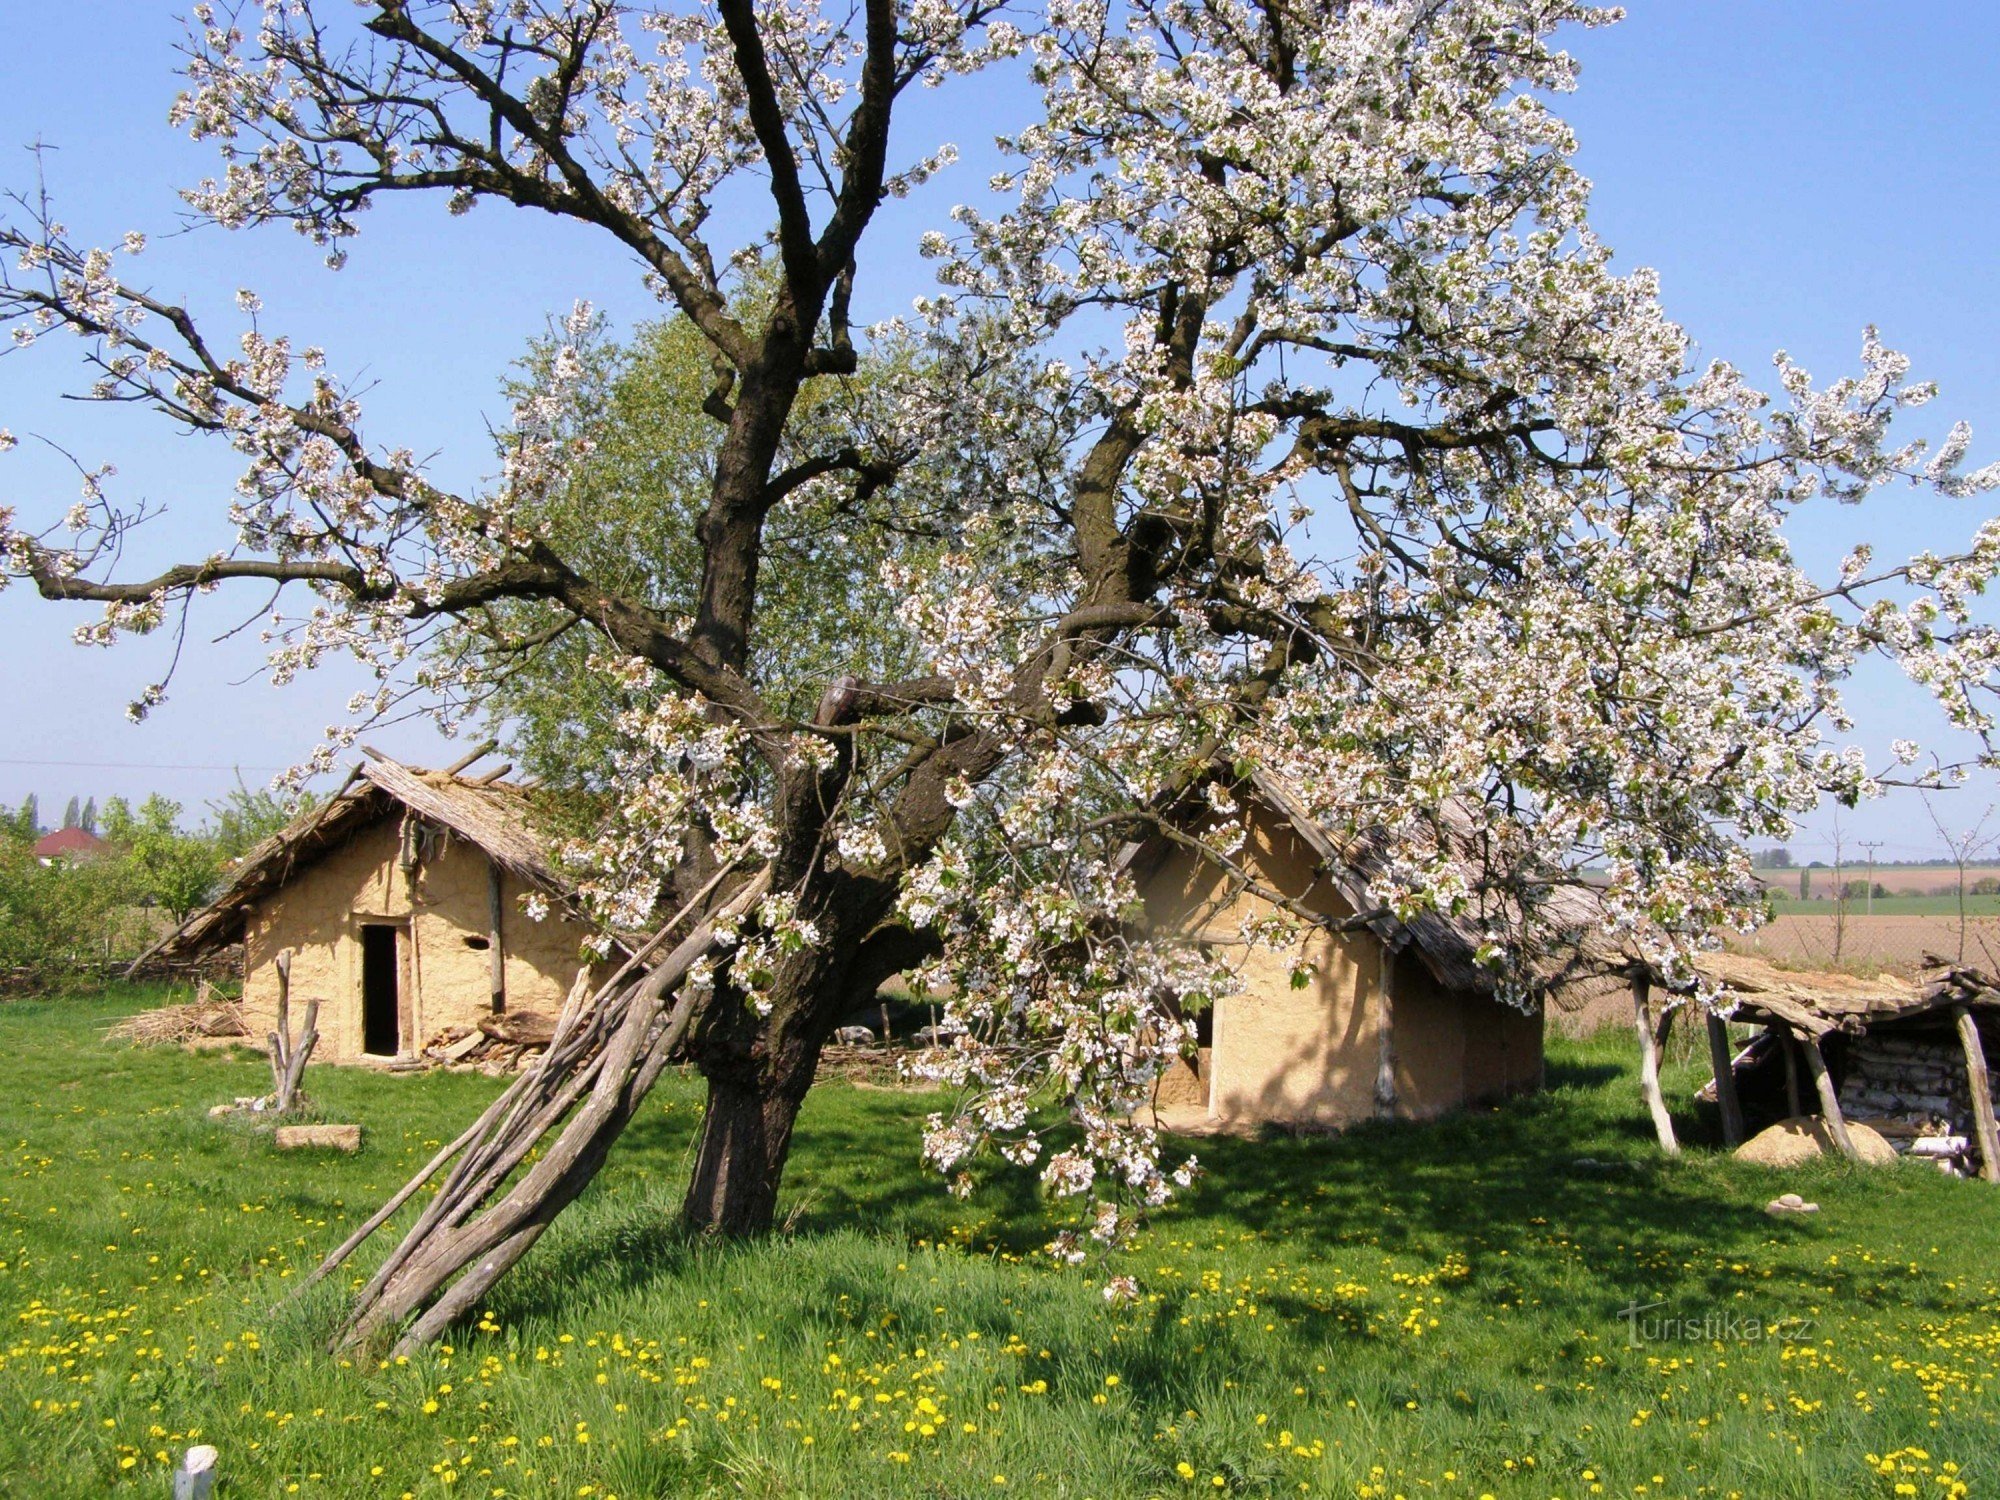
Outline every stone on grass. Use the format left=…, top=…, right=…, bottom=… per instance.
left=1765, top=1192, right=1819, bottom=1215
left=1735, top=1115, right=1896, bottom=1168
left=274, top=1123, right=361, bottom=1152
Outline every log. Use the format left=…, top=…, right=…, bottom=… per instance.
left=1706, top=1010, right=1746, bottom=1147
left=1633, top=976, right=1679, bottom=1156
left=1373, top=944, right=1398, bottom=1119
left=1953, top=1006, right=2000, bottom=1183
left=275, top=1124, right=360, bottom=1151
left=1800, top=1035, right=1859, bottom=1161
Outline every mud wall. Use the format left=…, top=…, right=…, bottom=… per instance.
left=240, top=816, right=598, bottom=1061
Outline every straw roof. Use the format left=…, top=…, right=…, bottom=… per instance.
left=1122, top=768, right=1635, bottom=1003
left=136, top=750, right=582, bottom=967
left=1694, top=950, right=2000, bottom=1038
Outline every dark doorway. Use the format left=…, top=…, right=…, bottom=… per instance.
left=361, top=924, right=402, bottom=1056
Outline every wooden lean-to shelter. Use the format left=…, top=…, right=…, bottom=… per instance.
left=1693, top=952, right=2000, bottom=1180
left=138, top=749, right=608, bottom=1063
left=1125, top=772, right=1626, bottom=1132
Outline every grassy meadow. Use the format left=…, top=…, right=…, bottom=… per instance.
left=0, top=986, right=1994, bottom=1499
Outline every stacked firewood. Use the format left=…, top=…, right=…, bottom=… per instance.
left=407, top=1011, right=559, bottom=1075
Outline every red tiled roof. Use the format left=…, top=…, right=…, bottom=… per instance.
left=32, top=827, right=107, bottom=860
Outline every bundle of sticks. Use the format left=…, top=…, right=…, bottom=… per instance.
left=299, top=864, right=769, bottom=1354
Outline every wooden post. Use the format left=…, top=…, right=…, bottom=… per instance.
left=1373, top=944, right=1399, bottom=1120
left=266, top=948, right=318, bottom=1113
left=267, top=949, right=293, bottom=1100
left=1632, top=975, right=1679, bottom=1155
left=1706, top=1010, right=1746, bottom=1147
left=1953, top=1006, right=2000, bottom=1183
left=487, top=860, right=507, bottom=1015
left=173, top=1445, right=219, bottom=1500
left=1779, top=1026, right=1804, bottom=1117
left=1800, top=1033, right=1859, bottom=1161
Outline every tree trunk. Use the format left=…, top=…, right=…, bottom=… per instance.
left=682, top=1075, right=806, bottom=1235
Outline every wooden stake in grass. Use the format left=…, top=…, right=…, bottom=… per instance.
left=266, top=950, right=319, bottom=1114
left=1953, top=1005, right=2000, bottom=1183
left=1632, top=974, right=1679, bottom=1156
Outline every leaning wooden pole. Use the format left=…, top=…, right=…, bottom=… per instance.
left=1799, top=1033, right=1859, bottom=1161
left=1632, top=974, right=1679, bottom=1156
left=1952, top=1006, right=2000, bottom=1184
left=1705, top=1009, right=1746, bottom=1147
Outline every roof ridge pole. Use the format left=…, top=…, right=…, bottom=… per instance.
left=1372, top=942, right=1398, bottom=1119
left=1632, top=974, right=1680, bottom=1155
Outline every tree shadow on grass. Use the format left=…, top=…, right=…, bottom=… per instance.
left=458, top=1050, right=1807, bottom=1355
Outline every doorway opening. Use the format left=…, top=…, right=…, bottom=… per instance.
left=361, top=923, right=402, bottom=1056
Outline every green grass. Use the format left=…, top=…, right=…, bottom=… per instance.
left=0, top=986, right=1993, bottom=1499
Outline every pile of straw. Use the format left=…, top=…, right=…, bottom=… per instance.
left=107, top=992, right=248, bottom=1046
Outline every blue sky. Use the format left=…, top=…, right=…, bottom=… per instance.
left=0, top=2, right=1995, bottom=864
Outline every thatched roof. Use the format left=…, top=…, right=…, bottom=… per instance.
left=135, top=750, right=582, bottom=967
left=1695, top=950, right=2000, bottom=1038
left=1121, top=768, right=1635, bottom=1004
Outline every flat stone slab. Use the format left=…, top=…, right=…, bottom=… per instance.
left=274, top=1124, right=361, bottom=1152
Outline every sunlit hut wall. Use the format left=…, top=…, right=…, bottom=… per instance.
left=146, top=756, right=605, bottom=1062
left=1130, top=790, right=1549, bottom=1130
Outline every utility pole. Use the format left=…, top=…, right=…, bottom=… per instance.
left=1859, top=840, right=1883, bottom=916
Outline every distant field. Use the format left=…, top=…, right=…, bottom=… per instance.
left=1760, top=864, right=2000, bottom=900
left=1765, top=893, right=2000, bottom=917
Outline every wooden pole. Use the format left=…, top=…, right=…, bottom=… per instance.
left=1779, top=1027, right=1804, bottom=1117
left=1373, top=944, right=1399, bottom=1120
left=1953, top=1006, right=2000, bottom=1183
left=1800, top=1034, right=1859, bottom=1161
left=1632, top=975, right=1679, bottom=1155
left=1706, top=1010, right=1746, bottom=1147
left=487, top=860, right=507, bottom=1015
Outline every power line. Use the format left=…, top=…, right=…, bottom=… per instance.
left=0, top=756, right=289, bottom=772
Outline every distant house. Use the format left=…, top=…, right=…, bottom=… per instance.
left=138, top=751, right=609, bottom=1062
left=1125, top=771, right=1624, bottom=1132
left=33, top=827, right=107, bottom=865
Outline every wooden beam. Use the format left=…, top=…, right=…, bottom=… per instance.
left=1778, top=1026, right=1804, bottom=1117
left=442, top=737, right=500, bottom=775
left=1953, top=1005, right=2000, bottom=1183
left=1706, top=1010, right=1746, bottom=1147
left=1373, top=943, right=1398, bottom=1120
left=487, top=859, right=507, bottom=1015
left=1800, top=1034, right=1859, bottom=1161
left=1633, top=975, right=1679, bottom=1155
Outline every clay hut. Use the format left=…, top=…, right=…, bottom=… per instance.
left=138, top=749, right=608, bottom=1063
left=1692, top=952, right=2000, bottom=1180
left=1126, top=771, right=1627, bottom=1132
